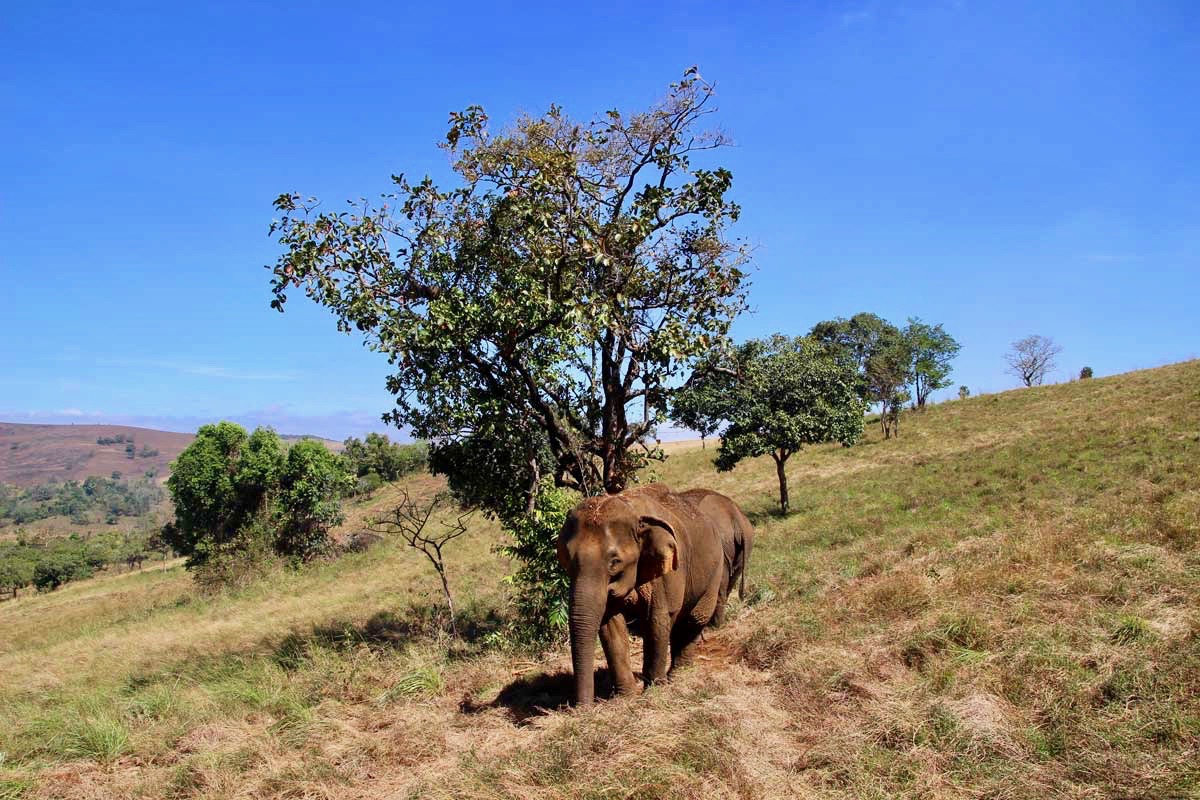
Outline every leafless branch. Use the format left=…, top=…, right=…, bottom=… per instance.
left=367, top=489, right=472, bottom=638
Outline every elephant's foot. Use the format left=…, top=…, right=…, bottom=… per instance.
left=643, top=672, right=671, bottom=689
left=669, top=649, right=699, bottom=674
left=614, top=681, right=640, bottom=698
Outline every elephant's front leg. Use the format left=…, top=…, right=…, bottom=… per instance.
left=642, top=583, right=674, bottom=687
left=598, top=613, right=638, bottom=697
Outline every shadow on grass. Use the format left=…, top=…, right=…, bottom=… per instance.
left=745, top=507, right=792, bottom=527
left=460, top=667, right=618, bottom=725
left=274, top=605, right=506, bottom=669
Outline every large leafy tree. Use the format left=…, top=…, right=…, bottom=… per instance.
left=268, top=69, right=749, bottom=502
left=904, top=317, right=961, bottom=409
left=677, top=335, right=865, bottom=514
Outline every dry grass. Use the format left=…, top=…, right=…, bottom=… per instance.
left=2, top=361, right=1198, bottom=799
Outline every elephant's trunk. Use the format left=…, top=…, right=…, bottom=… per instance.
left=568, top=572, right=606, bottom=706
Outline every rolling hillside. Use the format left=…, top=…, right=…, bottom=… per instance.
left=0, top=362, right=1197, bottom=799
left=0, top=423, right=344, bottom=487
left=0, top=424, right=192, bottom=486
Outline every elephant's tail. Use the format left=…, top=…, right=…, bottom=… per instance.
left=738, top=518, right=753, bottom=601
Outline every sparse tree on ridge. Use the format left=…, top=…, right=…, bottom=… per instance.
left=1080, top=366, right=1093, bottom=379
left=1005, top=335, right=1062, bottom=387
left=810, top=312, right=914, bottom=439
left=676, top=335, right=866, bottom=514
left=905, top=317, right=961, bottom=409
left=268, top=69, right=749, bottom=502
left=958, top=385, right=970, bottom=400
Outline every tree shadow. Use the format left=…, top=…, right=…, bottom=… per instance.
left=273, top=605, right=506, bottom=669
left=459, top=667, right=618, bottom=725
left=745, top=507, right=789, bottom=526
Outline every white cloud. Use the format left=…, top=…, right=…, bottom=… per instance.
left=95, top=358, right=300, bottom=382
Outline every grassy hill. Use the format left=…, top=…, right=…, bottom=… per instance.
left=1, top=362, right=1197, bottom=799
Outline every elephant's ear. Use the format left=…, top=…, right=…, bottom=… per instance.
left=636, top=514, right=678, bottom=586
left=556, top=514, right=576, bottom=574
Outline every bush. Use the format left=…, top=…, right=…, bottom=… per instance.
left=496, top=482, right=576, bottom=647
left=167, top=423, right=352, bottom=574
left=341, top=433, right=428, bottom=482
left=33, top=547, right=95, bottom=591
left=191, top=519, right=281, bottom=593
left=277, top=439, right=352, bottom=560
left=352, top=471, right=384, bottom=498
left=1080, top=366, right=1094, bottom=379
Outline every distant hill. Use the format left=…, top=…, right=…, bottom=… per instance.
left=0, top=423, right=343, bottom=487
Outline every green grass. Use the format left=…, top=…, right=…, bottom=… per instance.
left=1, top=361, right=1198, bottom=798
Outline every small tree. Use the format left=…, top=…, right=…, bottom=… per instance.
left=1080, top=366, right=1093, bottom=380
left=165, top=422, right=253, bottom=565
left=683, top=335, right=865, bottom=514
left=166, top=423, right=349, bottom=571
left=905, top=318, right=960, bottom=409
left=0, top=558, right=34, bottom=599
left=958, top=385, right=970, bottom=400
left=1005, top=335, right=1062, bottom=387
left=368, top=490, right=471, bottom=639
left=881, top=388, right=910, bottom=439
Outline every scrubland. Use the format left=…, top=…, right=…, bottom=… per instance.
left=1, top=362, right=1197, bottom=799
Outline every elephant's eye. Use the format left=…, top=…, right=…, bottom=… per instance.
left=609, top=557, right=622, bottom=573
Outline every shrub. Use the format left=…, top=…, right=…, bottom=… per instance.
left=496, top=482, right=576, bottom=647
left=167, top=423, right=352, bottom=573
left=1080, top=366, right=1094, bottom=379
left=277, top=440, right=353, bottom=560
left=32, top=548, right=95, bottom=591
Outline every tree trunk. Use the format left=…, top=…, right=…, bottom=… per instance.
left=568, top=573, right=606, bottom=706
left=773, top=451, right=790, bottom=515
left=435, top=564, right=458, bottom=640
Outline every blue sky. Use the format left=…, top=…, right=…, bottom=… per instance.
left=2, top=0, right=1197, bottom=440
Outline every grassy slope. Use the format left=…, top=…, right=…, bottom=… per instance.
left=1, top=363, right=1197, bottom=799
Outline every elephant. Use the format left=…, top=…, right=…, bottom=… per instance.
left=556, top=483, right=754, bottom=706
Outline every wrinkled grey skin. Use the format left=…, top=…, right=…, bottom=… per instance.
left=557, top=484, right=754, bottom=706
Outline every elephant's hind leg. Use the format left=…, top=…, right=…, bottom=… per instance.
left=599, top=614, right=639, bottom=696
left=669, top=617, right=706, bottom=673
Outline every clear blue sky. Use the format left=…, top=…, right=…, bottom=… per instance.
left=2, top=0, right=1197, bottom=439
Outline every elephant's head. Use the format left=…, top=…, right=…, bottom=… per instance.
left=556, top=487, right=679, bottom=705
